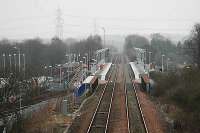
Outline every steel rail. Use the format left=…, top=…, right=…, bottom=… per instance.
left=105, top=55, right=130, bottom=133
left=86, top=56, right=118, bottom=133
left=104, top=59, right=118, bottom=133
left=123, top=57, right=131, bottom=133
left=129, top=69, right=149, bottom=133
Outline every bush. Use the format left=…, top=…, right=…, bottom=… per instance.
left=151, top=68, right=200, bottom=133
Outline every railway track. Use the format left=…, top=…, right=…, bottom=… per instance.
left=124, top=56, right=149, bottom=133
left=87, top=55, right=132, bottom=133
left=124, top=57, right=131, bottom=133
left=76, top=55, right=149, bottom=133
left=86, top=56, right=118, bottom=133
left=128, top=71, right=149, bottom=133
left=106, top=56, right=130, bottom=133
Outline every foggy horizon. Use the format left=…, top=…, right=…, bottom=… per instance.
left=0, top=0, right=200, bottom=39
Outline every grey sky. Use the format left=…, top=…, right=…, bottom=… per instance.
left=0, top=0, right=200, bottom=39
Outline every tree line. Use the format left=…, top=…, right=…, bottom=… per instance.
left=0, top=35, right=103, bottom=79
left=124, top=23, right=200, bottom=69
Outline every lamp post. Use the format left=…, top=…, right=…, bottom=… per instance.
left=149, top=52, right=152, bottom=65
left=57, top=64, right=62, bottom=87
left=14, top=54, right=16, bottom=72
left=3, top=53, right=5, bottom=74
left=18, top=50, right=21, bottom=73
left=167, top=58, right=170, bottom=71
left=13, top=47, right=22, bottom=114
left=14, top=47, right=21, bottom=73
left=9, top=54, right=12, bottom=71
left=74, top=53, right=76, bottom=62
left=65, top=54, right=70, bottom=84
left=79, top=61, right=83, bottom=82
left=77, top=53, right=80, bottom=62
left=44, top=66, right=47, bottom=76
left=85, top=53, right=89, bottom=71
left=83, top=57, right=87, bottom=65
left=49, top=66, right=52, bottom=77
left=65, top=54, right=68, bottom=63
left=144, top=50, right=147, bottom=64
left=23, top=54, right=25, bottom=79
left=78, top=53, right=81, bottom=62
left=143, top=50, right=146, bottom=70
left=162, top=54, right=165, bottom=72
left=83, top=57, right=87, bottom=78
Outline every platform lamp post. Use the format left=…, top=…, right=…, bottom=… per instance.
left=162, top=54, right=165, bottom=72
left=83, top=57, right=87, bottom=79
left=13, top=48, right=22, bottom=117
left=22, top=54, right=25, bottom=79
left=14, top=47, right=21, bottom=73
left=9, top=54, right=12, bottom=72
left=76, top=53, right=80, bottom=62
left=85, top=53, right=89, bottom=71
left=44, top=66, right=47, bottom=76
left=65, top=54, right=69, bottom=83
left=149, top=52, right=152, bottom=65
left=144, top=50, right=146, bottom=64
left=79, top=61, right=83, bottom=82
left=49, top=66, right=53, bottom=77
left=83, top=57, right=86, bottom=66
left=14, top=54, right=16, bottom=72
left=78, top=53, right=81, bottom=62
left=3, top=53, right=5, bottom=76
left=57, top=64, right=62, bottom=87
left=167, top=58, right=170, bottom=71
left=143, top=50, right=146, bottom=70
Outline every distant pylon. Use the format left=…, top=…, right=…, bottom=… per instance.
left=56, top=7, right=64, bottom=39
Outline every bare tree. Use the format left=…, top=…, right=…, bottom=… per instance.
left=192, top=23, right=200, bottom=67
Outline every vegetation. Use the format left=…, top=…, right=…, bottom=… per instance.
left=150, top=68, right=200, bottom=133
left=148, top=24, right=200, bottom=133
left=125, top=34, right=150, bottom=49
left=124, top=34, right=149, bottom=61
left=124, top=24, right=200, bottom=132
left=124, top=33, right=179, bottom=66
left=0, top=35, right=103, bottom=79
left=150, top=34, right=178, bottom=65
left=181, top=23, right=200, bottom=66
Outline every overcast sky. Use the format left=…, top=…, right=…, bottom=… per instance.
left=0, top=0, right=200, bottom=39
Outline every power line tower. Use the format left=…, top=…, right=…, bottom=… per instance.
left=56, top=7, right=64, bottom=39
